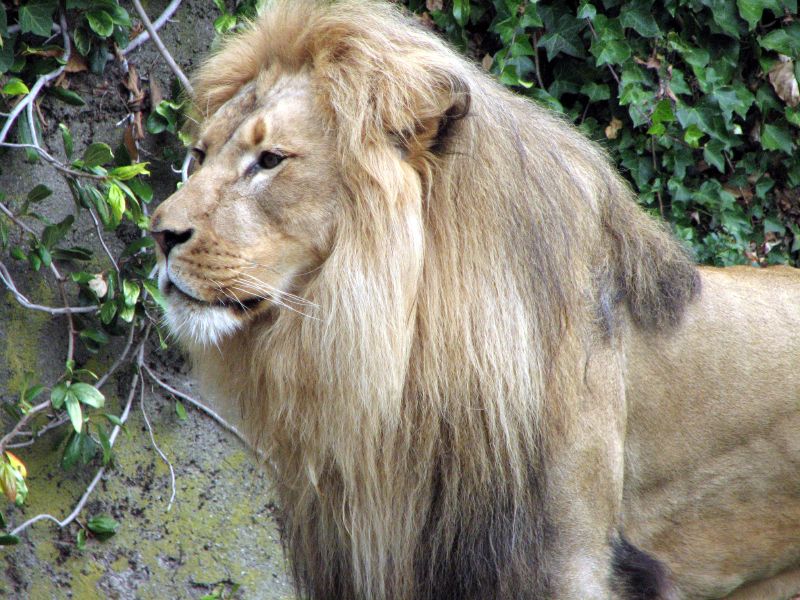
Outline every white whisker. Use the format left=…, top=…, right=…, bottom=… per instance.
left=237, top=272, right=318, bottom=308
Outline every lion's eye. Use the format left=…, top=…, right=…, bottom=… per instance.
left=192, top=147, right=206, bottom=165
left=258, top=151, right=285, bottom=170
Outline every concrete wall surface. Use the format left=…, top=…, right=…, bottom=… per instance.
left=1, top=2, right=295, bottom=598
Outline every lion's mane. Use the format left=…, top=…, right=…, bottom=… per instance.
left=185, top=1, right=698, bottom=598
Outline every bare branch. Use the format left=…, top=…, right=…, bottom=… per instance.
left=140, top=364, right=252, bottom=452
left=124, top=0, right=184, bottom=56
left=87, top=207, right=121, bottom=274
left=139, top=374, right=177, bottom=511
left=0, top=262, right=96, bottom=315
left=130, top=0, right=194, bottom=95
left=0, top=143, right=107, bottom=180
left=0, top=400, right=51, bottom=455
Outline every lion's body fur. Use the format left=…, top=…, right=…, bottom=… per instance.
left=150, top=1, right=799, bottom=599
left=623, top=266, right=800, bottom=599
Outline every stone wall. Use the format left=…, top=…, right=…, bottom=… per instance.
left=0, top=2, right=294, bottom=598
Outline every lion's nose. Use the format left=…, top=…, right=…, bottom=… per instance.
left=152, top=228, right=194, bottom=259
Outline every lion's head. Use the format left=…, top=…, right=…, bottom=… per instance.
left=151, top=71, right=342, bottom=346
left=151, top=1, right=698, bottom=599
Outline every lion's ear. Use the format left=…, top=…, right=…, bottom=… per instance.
left=398, top=76, right=471, bottom=159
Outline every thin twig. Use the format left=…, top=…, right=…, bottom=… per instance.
left=140, top=364, right=251, bottom=451
left=7, top=416, right=68, bottom=449
left=130, top=0, right=194, bottom=95
left=123, top=0, right=184, bottom=56
left=0, top=401, right=51, bottom=455
left=139, top=371, right=176, bottom=511
left=96, top=324, right=139, bottom=389
left=87, top=207, right=120, bottom=274
left=0, top=262, right=96, bottom=315
left=0, top=144, right=106, bottom=180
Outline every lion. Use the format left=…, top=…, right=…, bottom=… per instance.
left=149, top=1, right=800, bottom=598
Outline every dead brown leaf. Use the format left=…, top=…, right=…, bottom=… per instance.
left=124, top=125, right=140, bottom=162
left=724, top=185, right=754, bottom=203
left=769, top=56, right=799, bottom=108
left=481, top=54, right=493, bottom=71
left=149, top=76, right=163, bottom=112
left=65, top=53, right=88, bottom=74
left=605, top=117, right=623, bottom=140
left=426, top=0, right=443, bottom=11
left=634, top=55, right=661, bottom=70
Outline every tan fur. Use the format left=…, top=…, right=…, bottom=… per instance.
left=145, top=2, right=735, bottom=598
left=624, top=266, right=800, bottom=599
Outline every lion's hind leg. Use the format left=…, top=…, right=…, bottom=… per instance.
left=722, top=567, right=800, bottom=600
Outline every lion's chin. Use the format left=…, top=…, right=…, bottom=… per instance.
left=163, top=294, right=243, bottom=349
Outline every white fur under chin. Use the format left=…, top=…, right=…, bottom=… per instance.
left=163, top=297, right=242, bottom=348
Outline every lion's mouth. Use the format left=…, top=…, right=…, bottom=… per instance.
left=165, top=280, right=264, bottom=313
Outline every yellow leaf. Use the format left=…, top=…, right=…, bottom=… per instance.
left=5, top=451, right=27, bottom=478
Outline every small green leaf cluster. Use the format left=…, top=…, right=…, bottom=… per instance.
left=409, top=0, right=799, bottom=266
left=211, top=0, right=261, bottom=36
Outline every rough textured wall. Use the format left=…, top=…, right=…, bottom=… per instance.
left=0, top=1, right=294, bottom=598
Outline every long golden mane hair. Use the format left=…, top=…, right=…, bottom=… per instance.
left=181, top=1, right=698, bottom=598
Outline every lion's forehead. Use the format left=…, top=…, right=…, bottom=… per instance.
left=200, top=71, right=315, bottom=152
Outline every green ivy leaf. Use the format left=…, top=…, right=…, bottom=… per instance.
left=580, top=82, right=610, bottom=102
left=53, top=246, right=92, bottom=261
left=51, top=382, right=69, bottom=409
left=708, top=0, right=742, bottom=37
left=2, top=78, right=29, bottom=95
left=684, top=124, right=704, bottom=147
left=703, top=139, right=727, bottom=173
left=737, top=0, right=785, bottom=30
left=37, top=245, right=52, bottom=268
left=577, top=2, right=596, bottom=20
left=761, top=123, right=795, bottom=153
left=97, top=424, right=112, bottom=465
left=109, top=163, right=150, bottom=180
left=83, top=142, right=113, bottom=167
left=86, top=10, right=114, bottom=38
left=59, top=123, right=74, bottom=159
left=213, top=13, right=236, bottom=34
left=73, top=27, right=91, bottom=57
left=175, top=400, right=188, bottom=421
left=100, top=300, right=116, bottom=324
left=143, top=279, right=168, bottom=311
left=87, top=515, right=119, bottom=540
left=79, top=328, right=110, bottom=346
left=61, top=431, right=81, bottom=469
left=49, top=87, right=85, bottom=106
left=70, top=382, right=104, bottom=408
left=106, top=183, right=125, bottom=226
left=452, top=0, right=470, bottom=27
left=759, top=25, right=800, bottom=58
left=0, top=534, right=20, bottom=546
left=64, top=393, right=83, bottom=433
left=17, top=111, right=41, bottom=163
left=127, top=177, right=153, bottom=203
left=19, top=0, right=57, bottom=37
left=121, top=237, right=154, bottom=258
left=27, top=184, right=52, bottom=203
left=41, top=214, right=74, bottom=249
left=76, top=529, right=87, bottom=550
left=619, top=0, right=660, bottom=38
